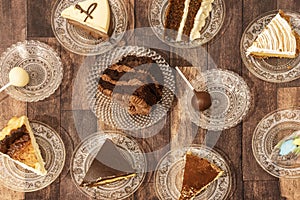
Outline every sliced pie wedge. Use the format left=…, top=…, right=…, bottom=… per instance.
left=80, top=139, right=136, bottom=187
left=0, top=116, right=47, bottom=176
left=179, top=151, right=223, bottom=200
left=246, top=10, right=300, bottom=58
left=61, top=0, right=111, bottom=39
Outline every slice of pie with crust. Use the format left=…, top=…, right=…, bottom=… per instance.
left=0, top=116, right=47, bottom=176
left=179, top=151, right=223, bottom=200
left=246, top=10, right=300, bottom=58
left=61, top=0, right=111, bottom=39
left=80, top=139, right=136, bottom=187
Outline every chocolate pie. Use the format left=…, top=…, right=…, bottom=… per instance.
left=80, top=139, right=136, bottom=187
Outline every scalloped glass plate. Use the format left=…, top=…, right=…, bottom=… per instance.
left=0, top=121, right=66, bottom=192
left=86, top=46, right=175, bottom=130
left=184, top=69, right=251, bottom=131
left=148, top=0, right=225, bottom=48
left=252, top=108, right=300, bottom=178
left=154, top=146, right=233, bottom=200
left=70, top=131, right=147, bottom=200
left=0, top=40, right=63, bottom=102
left=240, top=10, right=300, bottom=83
left=51, top=0, right=128, bottom=55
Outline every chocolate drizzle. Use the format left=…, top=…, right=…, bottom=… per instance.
left=75, top=3, right=98, bottom=22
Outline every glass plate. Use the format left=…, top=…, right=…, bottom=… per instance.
left=70, top=131, right=147, bottom=200
left=86, top=46, right=175, bottom=130
left=0, top=40, right=63, bottom=102
left=240, top=10, right=300, bottom=83
left=51, top=0, right=128, bottom=55
left=154, top=146, right=232, bottom=200
left=252, top=108, right=300, bottom=178
left=184, top=69, right=251, bottom=131
left=0, top=121, right=66, bottom=192
left=148, top=0, right=225, bottom=48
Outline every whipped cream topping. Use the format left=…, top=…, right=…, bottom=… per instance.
left=61, top=0, right=110, bottom=34
left=246, top=12, right=297, bottom=58
left=176, top=0, right=191, bottom=41
left=190, top=0, right=214, bottom=41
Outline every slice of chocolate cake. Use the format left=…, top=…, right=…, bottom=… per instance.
left=164, top=0, right=215, bottom=41
left=98, top=55, right=164, bottom=115
left=80, top=139, right=136, bottom=187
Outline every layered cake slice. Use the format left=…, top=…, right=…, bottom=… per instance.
left=80, top=139, right=136, bottom=187
left=179, top=151, right=223, bottom=200
left=98, top=55, right=164, bottom=115
left=247, top=10, right=300, bottom=58
left=61, top=0, right=110, bottom=39
left=0, top=116, right=47, bottom=176
left=164, top=0, right=215, bottom=41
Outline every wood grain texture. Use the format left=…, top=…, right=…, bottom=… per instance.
left=0, top=0, right=27, bottom=199
left=244, top=180, right=282, bottom=200
left=27, top=0, right=54, bottom=37
left=1, top=0, right=300, bottom=199
left=278, top=87, right=300, bottom=200
left=242, top=0, right=278, bottom=181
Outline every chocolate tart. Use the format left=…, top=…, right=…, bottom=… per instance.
left=80, top=139, right=136, bottom=187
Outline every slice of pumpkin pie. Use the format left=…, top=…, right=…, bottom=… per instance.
left=0, top=116, right=47, bottom=176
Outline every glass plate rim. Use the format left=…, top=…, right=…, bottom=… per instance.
left=51, top=0, right=128, bottom=56
left=240, top=9, right=300, bottom=83
left=87, top=45, right=176, bottom=130
left=0, top=120, right=66, bottom=192
left=0, top=40, right=63, bottom=102
left=252, top=107, right=300, bottom=178
left=188, top=68, right=251, bottom=131
left=154, top=145, right=233, bottom=200
left=70, top=130, right=147, bottom=199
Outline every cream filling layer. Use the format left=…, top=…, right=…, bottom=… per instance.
left=176, top=0, right=191, bottom=41
left=61, top=0, right=110, bottom=34
left=246, top=13, right=297, bottom=57
left=190, top=0, right=215, bottom=41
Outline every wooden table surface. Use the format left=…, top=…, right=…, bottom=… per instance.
left=0, top=0, right=300, bottom=199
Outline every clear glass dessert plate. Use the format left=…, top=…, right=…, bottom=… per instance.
left=148, top=0, right=225, bottom=48
left=70, top=131, right=147, bottom=200
left=184, top=69, right=251, bottom=131
left=51, top=0, right=128, bottom=55
left=0, top=40, right=63, bottom=102
left=0, top=121, right=66, bottom=192
left=154, top=146, right=233, bottom=200
left=240, top=10, right=300, bottom=83
left=86, top=46, right=175, bottom=130
left=252, top=108, right=300, bottom=178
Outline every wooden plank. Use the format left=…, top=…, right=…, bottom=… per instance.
left=0, top=0, right=27, bottom=52
left=0, top=0, right=27, bottom=199
left=242, top=0, right=278, bottom=181
left=206, top=0, right=244, bottom=198
left=277, top=87, right=300, bottom=200
left=60, top=111, right=97, bottom=200
left=244, top=180, right=282, bottom=200
left=25, top=38, right=61, bottom=200
left=27, top=0, right=54, bottom=37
